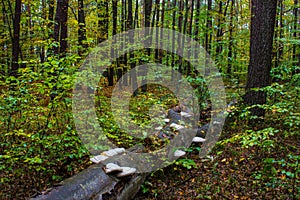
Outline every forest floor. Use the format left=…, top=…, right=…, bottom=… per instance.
left=132, top=86, right=300, bottom=199
left=1, top=83, right=299, bottom=199
left=135, top=127, right=300, bottom=199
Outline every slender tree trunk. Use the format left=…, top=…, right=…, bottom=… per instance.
left=78, top=0, right=87, bottom=56
left=97, top=0, right=108, bottom=44
left=244, top=0, right=277, bottom=123
left=188, top=0, right=194, bottom=36
left=215, top=0, right=223, bottom=58
left=216, top=0, right=229, bottom=57
left=53, top=0, right=69, bottom=57
left=154, top=0, right=160, bottom=61
left=194, top=0, right=201, bottom=42
left=142, top=0, right=152, bottom=92
left=122, top=0, right=128, bottom=86
left=48, top=0, right=55, bottom=34
left=26, top=4, right=34, bottom=58
left=159, top=0, right=165, bottom=64
left=128, top=0, right=138, bottom=95
left=177, top=0, right=184, bottom=72
left=181, top=0, right=189, bottom=73
left=274, top=0, right=284, bottom=71
left=292, top=0, right=299, bottom=75
left=11, top=0, right=21, bottom=76
left=46, top=0, right=55, bottom=58
left=204, top=0, right=212, bottom=75
left=117, top=1, right=124, bottom=89
left=227, top=0, right=234, bottom=77
left=171, top=0, right=177, bottom=69
left=186, top=0, right=194, bottom=75
left=151, top=0, right=158, bottom=28
left=40, top=0, right=46, bottom=63
left=205, top=0, right=212, bottom=54
left=134, top=0, right=139, bottom=28
left=108, top=0, right=118, bottom=86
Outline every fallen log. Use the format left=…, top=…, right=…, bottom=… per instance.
left=31, top=146, right=147, bottom=200
left=31, top=101, right=222, bottom=200
left=31, top=163, right=118, bottom=200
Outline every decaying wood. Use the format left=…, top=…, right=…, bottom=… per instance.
left=31, top=163, right=118, bottom=200
left=31, top=102, right=221, bottom=200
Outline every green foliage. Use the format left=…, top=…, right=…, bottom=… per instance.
left=0, top=55, right=91, bottom=198
left=186, top=75, right=210, bottom=110
left=175, top=158, right=197, bottom=170
left=1, top=0, right=299, bottom=198
left=252, top=154, right=300, bottom=198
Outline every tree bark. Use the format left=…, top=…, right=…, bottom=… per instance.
left=48, top=0, right=55, bottom=36
left=216, top=0, right=229, bottom=58
left=292, top=0, right=299, bottom=75
left=244, top=0, right=277, bottom=123
left=128, top=0, right=138, bottom=95
left=171, top=0, right=177, bottom=69
left=78, top=0, right=87, bottom=56
left=205, top=0, right=212, bottom=54
left=274, top=0, right=284, bottom=71
left=159, top=0, right=165, bottom=64
left=108, top=0, right=118, bottom=86
left=194, top=0, right=201, bottom=42
left=97, top=0, right=108, bottom=44
left=142, top=0, right=152, bottom=92
left=134, top=0, right=139, bottom=28
left=177, top=0, right=184, bottom=72
left=154, top=0, right=160, bottom=61
left=11, top=0, right=22, bottom=76
left=53, top=0, right=69, bottom=57
left=122, top=0, right=128, bottom=86
left=227, top=0, right=234, bottom=77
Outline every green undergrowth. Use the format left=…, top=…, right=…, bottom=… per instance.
left=136, top=73, right=300, bottom=199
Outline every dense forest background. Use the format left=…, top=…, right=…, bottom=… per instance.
left=0, top=0, right=299, bottom=199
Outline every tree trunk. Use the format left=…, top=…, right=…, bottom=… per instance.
left=122, top=0, right=128, bottom=86
left=181, top=0, right=189, bottom=73
left=134, top=0, right=139, bottom=28
left=26, top=3, right=34, bottom=58
left=204, top=0, right=212, bottom=76
left=216, top=0, right=229, bottom=58
left=244, top=0, right=277, bottom=123
left=11, top=0, right=22, bottom=76
left=188, top=0, right=194, bottom=36
left=128, top=0, right=138, bottom=95
left=40, top=0, right=46, bottom=63
left=159, top=0, right=165, bottom=64
left=48, top=0, right=55, bottom=33
left=108, top=0, right=118, bottom=86
left=186, top=0, right=194, bottom=75
left=205, top=0, right=212, bottom=54
left=78, top=0, right=87, bottom=56
left=97, top=0, right=108, bottom=44
left=177, top=0, right=184, bottom=72
left=194, top=0, right=201, bottom=42
left=215, top=0, right=223, bottom=58
left=171, top=0, right=177, bottom=69
left=142, top=0, right=152, bottom=92
left=154, top=0, right=160, bottom=62
left=274, top=0, right=284, bottom=71
left=53, top=0, right=69, bottom=57
left=227, top=0, right=234, bottom=77
left=292, top=0, right=299, bottom=75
